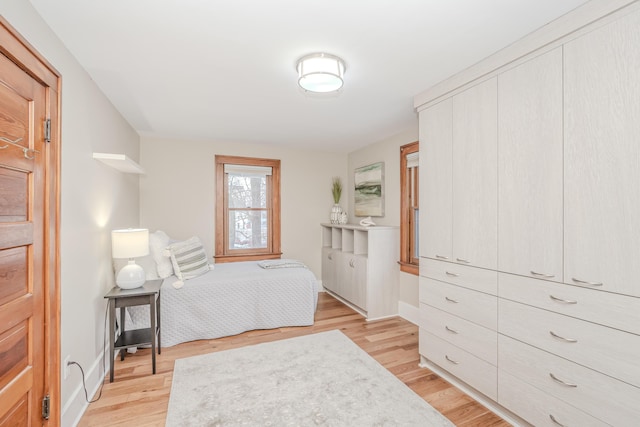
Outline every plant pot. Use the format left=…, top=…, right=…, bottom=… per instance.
left=330, top=204, right=343, bottom=224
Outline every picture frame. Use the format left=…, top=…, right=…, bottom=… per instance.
left=354, top=162, right=384, bottom=217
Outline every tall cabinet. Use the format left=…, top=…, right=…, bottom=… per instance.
left=420, top=98, right=452, bottom=261
left=321, top=224, right=399, bottom=320
left=416, top=3, right=640, bottom=426
left=419, top=78, right=500, bottom=405
left=564, top=10, right=640, bottom=297
left=420, top=78, right=497, bottom=269
left=498, top=48, right=563, bottom=280
left=452, top=78, right=498, bottom=270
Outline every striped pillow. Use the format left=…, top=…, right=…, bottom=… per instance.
left=168, top=236, right=210, bottom=280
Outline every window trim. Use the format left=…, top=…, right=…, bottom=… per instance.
left=215, top=155, right=282, bottom=263
left=400, top=141, right=419, bottom=275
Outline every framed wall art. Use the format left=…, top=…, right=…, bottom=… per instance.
left=354, top=162, right=384, bottom=217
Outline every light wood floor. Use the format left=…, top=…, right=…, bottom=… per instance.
left=78, top=293, right=510, bottom=426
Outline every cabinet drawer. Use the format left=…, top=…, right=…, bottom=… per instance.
left=421, top=258, right=497, bottom=295
left=499, top=299, right=640, bottom=387
left=499, top=272, right=640, bottom=335
left=419, top=329, right=497, bottom=400
left=499, top=370, right=607, bottom=427
left=499, top=335, right=640, bottom=426
left=420, top=277, right=497, bottom=330
left=420, top=303, right=497, bottom=365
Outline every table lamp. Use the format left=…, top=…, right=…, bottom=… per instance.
left=112, top=228, right=149, bottom=289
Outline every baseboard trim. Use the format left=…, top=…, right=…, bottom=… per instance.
left=398, top=301, right=419, bottom=325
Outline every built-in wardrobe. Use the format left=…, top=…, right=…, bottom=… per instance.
left=415, top=1, right=640, bottom=425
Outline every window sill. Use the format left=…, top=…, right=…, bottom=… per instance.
left=398, top=261, right=419, bottom=276
left=214, top=253, right=282, bottom=263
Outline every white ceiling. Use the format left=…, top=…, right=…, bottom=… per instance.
left=30, top=0, right=589, bottom=152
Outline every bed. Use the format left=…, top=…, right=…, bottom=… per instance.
left=126, top=260, right=319, bottom=347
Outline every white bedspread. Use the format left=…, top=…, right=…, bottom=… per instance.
left=127, top=261, right=319, bottom=347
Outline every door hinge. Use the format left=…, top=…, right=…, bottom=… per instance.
left=42, top=394, right=50, bottom=420
left=44, top=118, right=51, bottom=143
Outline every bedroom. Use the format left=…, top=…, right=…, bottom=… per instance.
left=1, top=0, right=639, bottom=426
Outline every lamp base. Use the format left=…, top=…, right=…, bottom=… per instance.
left=116, top=260, right=145, bottom=289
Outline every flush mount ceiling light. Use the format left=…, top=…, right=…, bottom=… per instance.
left=296, top=53, right=346, bottom=93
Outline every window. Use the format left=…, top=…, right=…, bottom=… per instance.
left=215, top=155, right=281, bottom=262
left=400, top=141, right=419, bottom=275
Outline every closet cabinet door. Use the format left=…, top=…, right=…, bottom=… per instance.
left=352, top=255, right=368, bottom=310
left=498, top=48, right=563, bottom=280
left=564, top=11, right=640, bottom=296
left=452, top=78, right=498, bottom=269
left=335, top=252, right=367, bottom=310
left=321, top=248, right=337, bottom=292
left=419, top=98, right=453, bottom=261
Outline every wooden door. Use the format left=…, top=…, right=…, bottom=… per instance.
left=564, top=10, right=640, bottom=296
left=0, top=19, right=60, bottom=426
left=452, top=77, right=498, bottom=269
left=498, top=48, right=563, bottom=280
left=419, top=98, right=453, bottom=262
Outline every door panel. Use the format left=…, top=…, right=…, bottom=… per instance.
left=419, top=98, right=453, bottom=261
left=0, top=247, right=28, bottom=306
left=452, top=77, right=498, bottom=269
left=564, top=10, right=640, bottom=296
left=0, top=48, right=47, bottom=425
left=498, top=48, right=563, bottom=280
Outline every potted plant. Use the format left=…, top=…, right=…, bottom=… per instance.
left=331, top=177, right=343, bottom=224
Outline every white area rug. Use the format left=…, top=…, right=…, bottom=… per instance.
left=166, top=330, right=454, bottom=426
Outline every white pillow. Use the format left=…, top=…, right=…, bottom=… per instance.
left=149, top=230, right=173, bottom=278
left=167, top=236, right=210, bottom=280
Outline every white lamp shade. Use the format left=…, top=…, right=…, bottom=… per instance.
left=111, top=228, right=149, bottom=259
left=297, top=53, right=345, bottom=93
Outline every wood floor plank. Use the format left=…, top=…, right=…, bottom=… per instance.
left=78, top=293, right=511, bottom=426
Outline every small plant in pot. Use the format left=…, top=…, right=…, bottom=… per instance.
left=331, top=177, right=343, bottom=224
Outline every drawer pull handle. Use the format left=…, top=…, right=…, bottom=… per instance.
left=456, top=258, right=470, bottom=264
left=572, top=277, right=603, bottom=287
left=445, top=271, right=459, bottom=277
left=328, top=254, right=332, bottom=260
left=549, top=331, right=578, bottom=343
left=435, top=254, right=449, bottom=260
left=349, top=259, right=354, bottom=268
left=549, top=414, right=568, bottom=427
left=531, top=270, right=554, bottom=278
left=445, top=355, right=460, bottom=365
left=549, top=373, right=578, bottom=388
left=445, top=326, right=459, bottom=334
left=549, top=295, right=577, bottom=305
left=445, top=297, right=459, bottom=304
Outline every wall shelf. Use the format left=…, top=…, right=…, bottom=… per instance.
left=93, top=153, right=145, bottom=174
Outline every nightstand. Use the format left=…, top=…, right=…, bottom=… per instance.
left=104, top=279, right=162, bottom=382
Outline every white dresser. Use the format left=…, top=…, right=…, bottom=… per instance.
left=415, top=2, right=640, bottom=426
left=320, top=224, right=399, bottom=320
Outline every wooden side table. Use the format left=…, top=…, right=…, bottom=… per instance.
left=104, top=279, right=162, bottom=382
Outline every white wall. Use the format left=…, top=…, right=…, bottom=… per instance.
left=0, top=2, right=141, bottom=426
left=347, top=127, right=420, bottom=311
left=140, top=137, right=347, bottom=278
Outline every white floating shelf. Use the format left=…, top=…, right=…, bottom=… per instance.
left=93, top=153, right=145, bottom=174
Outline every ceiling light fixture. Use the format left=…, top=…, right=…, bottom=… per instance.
left=296, top=53, right=346, bottom=93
